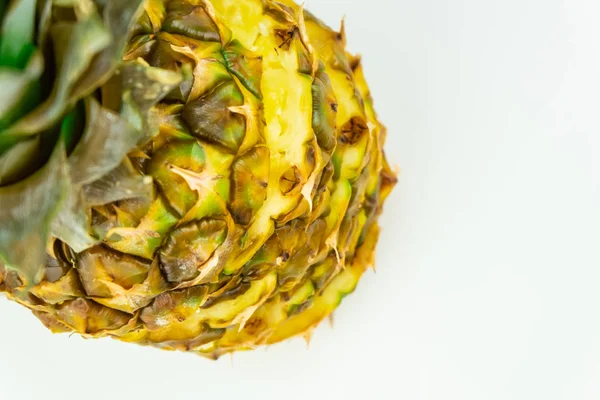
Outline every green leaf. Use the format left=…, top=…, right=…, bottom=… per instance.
left=2, top=6, right=111, bottom=139
left=0, top=0, right=36, bottom=69
left=69, top=98, right=145, bottom=185
left=58, top=100, right=86, bottom=154
left=0, top=136, right=40, bottom=185
left=0, top=143, right=69, bottom=285
left=36, top=0, right=52, bottom=50
left=0, top=50, right=43, bottom=131
left=0, top=1, right=7, bottom=21
left=116, top=61, right=182, bottom=158
left=120, top=61, right=182, bottom=136
left=70, top=0, right=146, bottom=100
left=50, top=188, right=98, bottom=253
left=82, top=161, right=153, bottom=207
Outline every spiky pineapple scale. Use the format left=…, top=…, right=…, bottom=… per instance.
left=0, top=0, right=396, bottom=359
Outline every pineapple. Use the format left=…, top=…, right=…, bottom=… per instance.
left=0, top=0, right=397, bottom=358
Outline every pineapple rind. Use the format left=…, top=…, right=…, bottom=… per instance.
left=0, top=0, right=397, bottom=358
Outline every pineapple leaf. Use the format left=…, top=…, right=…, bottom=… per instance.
left=0, top=136, right=40, bottom=186
left=1, top=4, right=111, bottom=139
left=0, top=1, right=6, bottom=21
left=50, top=188, right=98, bottom=253
left=71, top=0, right=146, bottom=100
left=69, top=98, right=145, bottom=185
left=0, top=49, right=43, bottom=131
left=0, top=0, right=36, bottom=69
left=83, top=159, right=153, bottom=206
left=35, top=0, right=52, bottom=49
left=120, top=61, right=182, bottom=141
left=82, top=161, right=153, bottom=207
left=0, top=142, right=69, bottom=285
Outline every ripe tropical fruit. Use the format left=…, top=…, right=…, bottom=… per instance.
left=0, top=0, right=396, bottom=358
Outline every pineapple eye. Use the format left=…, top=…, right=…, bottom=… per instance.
left=279, top=165, right=302, bottom=196
left=340, top=116, right=369, bottom=145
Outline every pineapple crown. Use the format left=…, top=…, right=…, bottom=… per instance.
left=0, top=0, right=181, bottom=285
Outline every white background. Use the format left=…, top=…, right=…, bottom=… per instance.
left=1, top=0, right=600, bottom=399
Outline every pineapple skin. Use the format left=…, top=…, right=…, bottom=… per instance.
left=0, top=0, right=396, bottom=358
